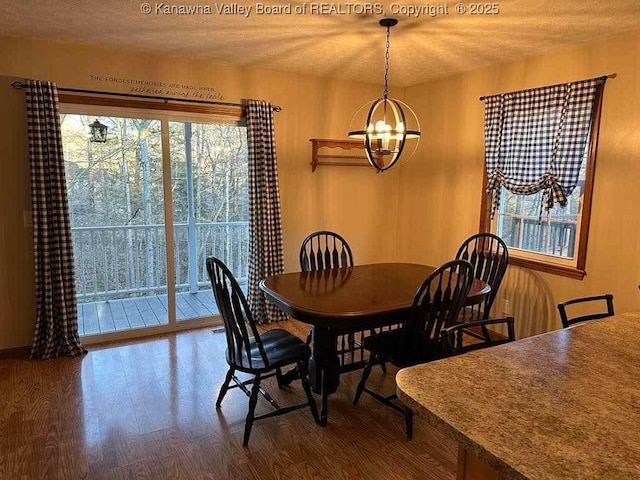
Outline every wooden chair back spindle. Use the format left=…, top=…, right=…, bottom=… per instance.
left=300, top=231, right=353, bottom=272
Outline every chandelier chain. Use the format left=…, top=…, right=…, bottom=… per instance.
left=383, top=26, right=390, bottom=99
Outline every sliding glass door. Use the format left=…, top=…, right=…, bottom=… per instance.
left=169, top=119, right=249, bottom=322
left=60, top=106, right=247, bottom=339
left=62, top=114, right=169, bottom=336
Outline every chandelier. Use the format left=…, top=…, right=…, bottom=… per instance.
left=348, top=18, right=420, bottom=172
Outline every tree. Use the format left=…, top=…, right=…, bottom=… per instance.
left=61, top=114, right=249, bottom=301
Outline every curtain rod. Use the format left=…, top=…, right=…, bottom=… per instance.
left=10, top=81, right=282, bottom=112
left=479, top=73, right=616, bottom=101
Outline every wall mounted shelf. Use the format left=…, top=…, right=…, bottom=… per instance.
left=310, top=138, right=368, bottom=172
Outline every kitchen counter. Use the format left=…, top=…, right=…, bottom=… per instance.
left=396, top=311, right=640, bottom=480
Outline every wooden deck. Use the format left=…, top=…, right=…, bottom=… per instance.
left=77, top=290, right=218, bottom=336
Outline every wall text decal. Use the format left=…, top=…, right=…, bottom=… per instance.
left=89, top=75, right=224, bottom=100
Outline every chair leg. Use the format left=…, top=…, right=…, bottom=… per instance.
left=242, top=374, right=261, bottom=447
left=353, top=356, right=375, bottom=406
left=216, top=367, right=235, bottom=408
left=275, top=367, right=284, bottom=388
left=305, top=329, right=312, bottom=345
left=379, top=362, right=387, bottom=374
left=481, top=324, right=490, bottom=341
left=297, top=361, right=320, bottom=425
left=405, top=406, right=413, bottom=440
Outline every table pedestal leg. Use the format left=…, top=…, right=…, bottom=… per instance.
left=308, top=326, right=340, bottom=426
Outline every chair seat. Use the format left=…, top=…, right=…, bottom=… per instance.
left=362, top=329, right=442, bottom=368
left=228, top=328, right=311, bottom=373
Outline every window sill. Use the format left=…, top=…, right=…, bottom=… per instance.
left=508, top=256, right=586, bottom=280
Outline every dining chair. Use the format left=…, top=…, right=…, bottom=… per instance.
left=299, top=231, right=355, bottom=346
left=455, top=233, right=509, bottom=322
left=299, top=230, right=353, bottom=271
left=454, top=233, right=509, bottom=343
left=557, top=294, right=614, bottom=328
left=206, top=257, right=320, bottom=446
left=442, top=317, right=516, bottom=356
left=299, top=231, right=390, bottom=373
left=352, top=259, right=474, bottom=439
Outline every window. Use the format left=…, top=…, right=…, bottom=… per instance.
left=489, top=156, right=588, bottom=278
left=480, top=78, right=607, bottom=280
left=496, top=181, right=582, bottom=259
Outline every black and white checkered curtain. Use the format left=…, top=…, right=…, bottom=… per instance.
left=245, top=100, right=286, bottom=324
left=483, top=76, right=606, bottom=218
left=26, top=80, right=85, bottom=359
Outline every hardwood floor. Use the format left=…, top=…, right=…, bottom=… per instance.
left=78, top=291, right=219, bottom=336
left=0, top=320, right=457, bottom=479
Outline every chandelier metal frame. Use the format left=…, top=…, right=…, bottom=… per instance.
left=348, top=18, right=420, bottom=172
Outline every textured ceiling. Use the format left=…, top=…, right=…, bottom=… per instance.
left=1, top=0, right=639, bottom=86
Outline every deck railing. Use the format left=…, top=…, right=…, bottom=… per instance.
left=72, top=222, right=249, bottom=301
left=499, top=214, right=577, bottom=258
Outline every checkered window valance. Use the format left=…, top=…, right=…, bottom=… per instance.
left=483, top=76, right=607, bottom=218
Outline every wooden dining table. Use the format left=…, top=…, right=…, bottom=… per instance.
left=260, top=262, right=491, bottom=425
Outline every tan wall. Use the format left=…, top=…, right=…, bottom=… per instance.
left=3, top=29, right=639, bottom=348
left=400, top=29, right=640, bottom=338
left=0, top=36, right=401, bottom=349
left=0, top=78, right=34, bottom=349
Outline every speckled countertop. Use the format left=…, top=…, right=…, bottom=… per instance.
left=396, top=311, right=640, bottom=480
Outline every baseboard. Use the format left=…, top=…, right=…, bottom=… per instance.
left=0, top=345, right=31, bottom=360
